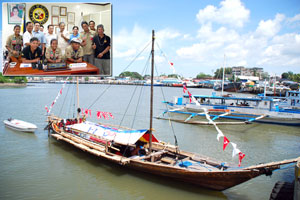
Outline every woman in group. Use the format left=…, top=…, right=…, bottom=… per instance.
left=69, top=26, right=80, bottom=43
left=45, top=39, right=62, bottom=63
left=5, top=25, right=23, bottom=58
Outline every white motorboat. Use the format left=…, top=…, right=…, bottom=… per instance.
left=3, top=118, right=37, bottom=132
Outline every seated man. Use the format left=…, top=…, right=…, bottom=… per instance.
left=65, top=38, right=83, bottom=63
left=45, top=39, right=62, bottom=63
left=21, top=37, right=42, bottom=63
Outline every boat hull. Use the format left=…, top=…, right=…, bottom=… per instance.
left=128, top=160, right=261, bottom=191
left=3, top=120, right=37, bottom=132
left=48, top=119, right=269, bottom=191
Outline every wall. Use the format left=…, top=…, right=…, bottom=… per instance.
left=2, top=3, right=111, bottom=50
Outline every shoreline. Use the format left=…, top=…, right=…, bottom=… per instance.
left=0, top=83, right=27, bottom=87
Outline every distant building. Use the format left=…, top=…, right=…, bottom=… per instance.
left=232, top=66, right=264, bottom=78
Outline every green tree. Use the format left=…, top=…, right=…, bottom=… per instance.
left=85, top=77, right=89, bottom=82
left=196, top=72, right=212, bottom=79
left=281, top=72, right=289, bottom=79
left=168, top=74, right=180, bottom=78
left=214, top=67, right=232, bottom=78
left=119, top=71, right=143, bottom=80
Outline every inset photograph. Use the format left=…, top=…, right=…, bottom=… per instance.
left=2, top=3, right=112, bottom=76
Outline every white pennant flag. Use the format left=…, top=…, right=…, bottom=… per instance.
left=216, top=126, right=224, bottom=141
left=231, top=142, right=241, bottom=157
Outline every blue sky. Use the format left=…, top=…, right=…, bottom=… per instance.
left=1, top=0, right=300, bottom=77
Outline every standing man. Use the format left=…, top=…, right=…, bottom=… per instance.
left=93, top=24, right=111, bottom=75
left=80, top=21, right=95, bottom=64
left=21, top=37, right=42, bottom=63
left=23, top=22, right=33, bottom=47
left=32, top=22, right=46, bottom=56
left=6, top=25, right=23, bottom=58
left=89, top=20, right=96, bottom=31
left=65, top=38, right=84, bottom=63
left=57, top=22, right=70, bottom=56
left=45, top=24, right=57, bottom=48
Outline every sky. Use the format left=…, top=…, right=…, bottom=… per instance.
left=1, top=0, right=300, bottom=77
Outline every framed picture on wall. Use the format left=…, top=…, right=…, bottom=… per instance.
left=7, top=3, right=25, bottom=24
left=51, top=6, right=59, bottom=16
left=60, top=7, right=67, bottom=16
left=52, top=16, right=59, bottom=26
left=59, top=16, right=67, bottom=24
left=67, top=12, right=75, bottom=24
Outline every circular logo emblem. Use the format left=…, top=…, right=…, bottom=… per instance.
left=29, top=4, right=49, bottom=25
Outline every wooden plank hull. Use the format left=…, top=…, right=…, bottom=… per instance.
left=128, top=160, right=261, bottom=190
left=48, top=120, right=272, bottom=191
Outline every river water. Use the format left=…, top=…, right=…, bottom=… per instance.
left=0, top=83, right=299, bottom=200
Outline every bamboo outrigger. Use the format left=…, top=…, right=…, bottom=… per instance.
left=47, top=30, right=300, bottom=191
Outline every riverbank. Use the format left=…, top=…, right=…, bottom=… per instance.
left=0, top=83, right=27, bottom=87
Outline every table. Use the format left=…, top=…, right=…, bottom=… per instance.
left=3, top=57, right=99, bottom=76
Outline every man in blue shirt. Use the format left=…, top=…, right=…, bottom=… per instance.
left=33, top=22, right=46, bottom=56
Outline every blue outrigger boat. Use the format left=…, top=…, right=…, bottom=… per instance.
left=160, top=91, right=300, bottom=126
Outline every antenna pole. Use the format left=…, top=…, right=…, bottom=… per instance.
left=221, top=54, right=225, bottom=96
left=149, top=30, right=155, bottom=155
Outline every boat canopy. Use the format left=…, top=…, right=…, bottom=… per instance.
left=67, top=121, right=159, bottom=145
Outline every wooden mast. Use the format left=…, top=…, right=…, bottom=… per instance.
left=149, top=30, right=155, bottom=155
left=76, top=77, right=80, bottom=121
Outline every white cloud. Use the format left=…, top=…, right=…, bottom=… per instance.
left=177, top=11, right=300, bottom=73
left=196, top=0, right=250, bottom=28
left=255, top=14, right=285, bottom=38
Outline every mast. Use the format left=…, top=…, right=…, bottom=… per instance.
left=76, top=77, right=80, bottom=121
left=221, top=54, right=226, bottom=96
left=149, top=30, right=155, bottom=155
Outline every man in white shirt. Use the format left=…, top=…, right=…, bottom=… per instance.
left=45, top=24, right=57, bottom=48
left=57, top=22, right=70, bottom=55
left=23, top=22, right=33, bottom=47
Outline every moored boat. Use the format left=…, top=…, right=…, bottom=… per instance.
left=46, top=30, right=300, bottom=191
left=4, top=118, right=37, bottom=132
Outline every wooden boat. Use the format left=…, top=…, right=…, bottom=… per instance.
left=47, top=30, right=300, bottom=191
left=4, top=118, right=37, bottom=132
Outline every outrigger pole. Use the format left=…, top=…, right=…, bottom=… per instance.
left=149, top=30, right=155, bottom=155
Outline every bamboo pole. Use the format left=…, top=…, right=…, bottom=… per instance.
left=149, top=30, right=155, bottom=156
left=243, top=157, right=300, bottom=170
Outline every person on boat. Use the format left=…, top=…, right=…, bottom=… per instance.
left=45, top=39, right=63, bottom=63
left=21, top=37, right=42, bottom=63
left=69, top=26, right=80, bottom=43
left=23, top=22, right=33, bottom=47
left=92, top=24, right=111, bottom=75
left=65, top=38, right=84, bottom=63
left=80, top=21, right=95, bottom=64
left=6, top=25, right=23, bottom=58
left=130, top=141, right=146, bottom=157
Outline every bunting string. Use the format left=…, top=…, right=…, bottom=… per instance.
left=183, top=83, right=245, bottom=166
left=45, top=79, right=68, bottom=114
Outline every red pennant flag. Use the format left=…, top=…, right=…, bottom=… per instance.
left=60, top=88, right=62, bottom=95
left=89, top=109, right=92, bottom=117
left=96, top=111, right=101, bottom=119
left=183, top=85, right=187, bottom=93
left=169, top=62, right=173, bottom=66
left=81, top=108, right=84, bottom=115
left=51, top=102, right=55, bottom=107
left=223, top=136, right=230, bottom=151
left=85, top=109, right=89, bottom=116
left=109, top=112, right=114, bottom=119
left=45, top=106, right=49, bottom=113
left=238, top=152, right=245, bottom=167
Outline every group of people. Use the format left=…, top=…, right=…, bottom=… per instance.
left=5, top=20, right=111, bottom=75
